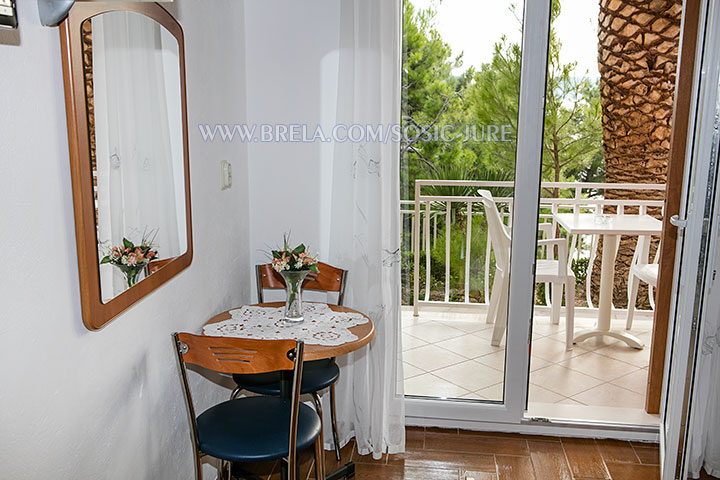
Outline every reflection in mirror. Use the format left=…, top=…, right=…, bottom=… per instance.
left=81, top=11, right=188, bottom=303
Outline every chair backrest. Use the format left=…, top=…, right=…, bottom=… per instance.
left=479, top=190, right=511, bottom=270
left=173, top=333, right=305, bottom=480
left=147, top=257, right=175, bottom=275
left=255, top=262, right=348, bottom=305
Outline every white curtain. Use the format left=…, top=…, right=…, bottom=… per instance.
left=687, top=230, right=720, bottom=478
left=319, top=0, right=405, bottom=459
left=92, top=11, right=186, bottom=300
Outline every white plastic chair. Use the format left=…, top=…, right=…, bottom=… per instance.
left=626, top=235, right=660, bottom=330
left=480, top=190, right=576, bottom=350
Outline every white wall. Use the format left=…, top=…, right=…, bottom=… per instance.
left=244, top=1, right=341, bottom=295
left=0, top=1, right=250, bottom=478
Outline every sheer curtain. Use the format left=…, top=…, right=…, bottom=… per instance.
left=687, top=231, right=720, bottom=478
left=92, top=12, right=185, bottom=299
left=318, top=0, right=405, bottom=459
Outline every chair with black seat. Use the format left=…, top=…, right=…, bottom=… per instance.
left=232, top=262, right=347, bottom=463
left=173, top=333, right=323, bottom=480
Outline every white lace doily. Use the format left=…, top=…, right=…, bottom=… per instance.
left=202, top=303, right=369, bottom=346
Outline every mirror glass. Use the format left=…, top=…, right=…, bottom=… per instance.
left=81, top=11, right=187, bottom=303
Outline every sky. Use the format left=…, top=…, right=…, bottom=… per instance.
left=409, top=0, right=600, bottom=79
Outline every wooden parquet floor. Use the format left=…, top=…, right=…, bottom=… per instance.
left=237, top=426, right=720, bottom=479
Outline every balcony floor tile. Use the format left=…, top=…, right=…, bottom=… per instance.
left=402, top=306, right=658, bottom=420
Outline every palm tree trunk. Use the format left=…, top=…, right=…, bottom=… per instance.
left=592, top=0, right=682, bottom=307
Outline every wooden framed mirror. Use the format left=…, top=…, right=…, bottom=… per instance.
left=60, top=2, right=192, bottom=330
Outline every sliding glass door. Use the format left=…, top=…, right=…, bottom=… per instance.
left=402, top=0, right=552, bottom=424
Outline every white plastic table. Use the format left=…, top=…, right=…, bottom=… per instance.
left=554, top=213, right=663, bottom=349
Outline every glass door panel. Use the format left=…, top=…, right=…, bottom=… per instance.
left=401, top=0, right=552, bottom=423
left=526, top=0, right=671, bottom=426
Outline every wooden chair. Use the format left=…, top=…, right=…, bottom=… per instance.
left=233, top=262, right=348, bottom=463
left=173, top=333, right=323, bottom=480
left=480, top=190, right=576, bottom=350
left=147, top=257, right=175, bottom=275
left=254, top=262, right=348, bottom=305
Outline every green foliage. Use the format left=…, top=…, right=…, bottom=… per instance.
left=270, top=237, right=320, bottom=273
left=542, top=12, right=603, bottom=187
left=572, top=256, right=589, bottom=286
left=464, top=39, right=522, bottom=174
left=401, top=0, right=603, bottom=197
left=401, top=1, right=472, bottom=200
left=401, top=0, right=603, bottom=303
left=402, top=3, right=459, bottom=119
left=566, top=148, right=606, bottom=186
left=536, top=282, right=547, bottom=307
left=401, top=212, right=494, bottom=303
left=430, top=215, right=491, bottom=296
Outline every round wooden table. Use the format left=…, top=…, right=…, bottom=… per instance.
left=204, top=302, right=374, bottom=480
left=204, top=302, right=375, bottom=357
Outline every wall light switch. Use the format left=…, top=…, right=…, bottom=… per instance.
left=221, top=160, right=232, bottom=190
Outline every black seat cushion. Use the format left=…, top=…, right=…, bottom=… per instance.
left=196, top=396, right=321, bottom=463
left=232, top=359, right=339, bottom=396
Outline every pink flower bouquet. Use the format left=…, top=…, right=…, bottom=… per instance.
left=100, top=237, right=158, bottom=288
left=270, top=236, right=319, bottom=322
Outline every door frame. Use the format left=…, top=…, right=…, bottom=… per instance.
left=661, top=0, right=720, bottom=477
left=647, top=0, right=703, bottom=415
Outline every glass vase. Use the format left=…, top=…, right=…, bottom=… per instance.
left=280, top=270, right=310, bottom=323
left=116, top=265, right=145, bottom=289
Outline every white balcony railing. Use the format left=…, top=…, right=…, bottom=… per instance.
left=404, top=180, right=665, bottom=316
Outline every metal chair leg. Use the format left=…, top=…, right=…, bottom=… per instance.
left=230, top=386, right=242, bottom=400
left=313, top=433, right=325, bottom=480
left=217, top=459, right=231, bottom=480
left=329, top=384, right=341, bottom=462
left=311, top=392, right=328, bottom=475
left=229, top=463, right=266, bottom=480
left=280, top=457, right=297, bottom=480
left=280, top=459, right=289, bottom=480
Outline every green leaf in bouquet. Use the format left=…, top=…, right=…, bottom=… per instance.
left=100, top=256, right=111, bottom=264
left=309, top=264, right=320, bottom=273
left=292, top=244, right=305, bottom=256
left=122, top=238, right=133, bottom=249
left=283, top=233, right=291, bottom=251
